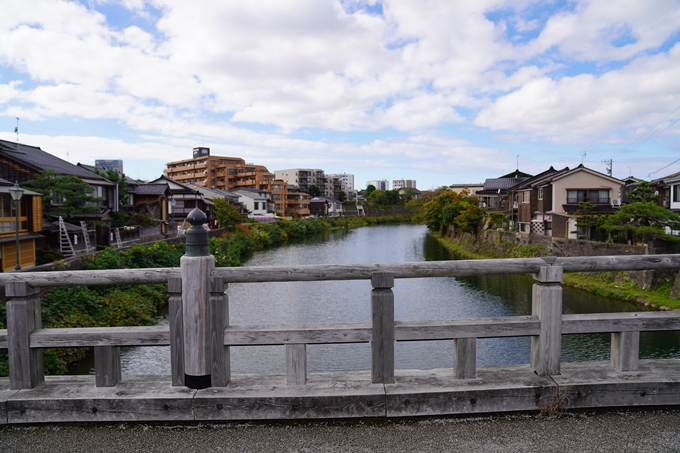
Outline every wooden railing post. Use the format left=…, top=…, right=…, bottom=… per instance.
left=94, top=346, right=121, bottom=387
left=454, top=338, right=476, bottom=379
left=611, top=331, right=639, bottom=371
left=180, top=208, right=214, bottom=389
left=531, top=265, right=563, bottom=376
left=6, top=281, right=43, bottom=390
left=168, top=277, right=185, bottom=386
left=286, top=344, right=307, bottom=385
left=209, top=277, right=230, bottom=387
left=371, top=272, right=394, bottom=384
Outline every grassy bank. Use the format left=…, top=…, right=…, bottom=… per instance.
left=431, top=231, right=680, bottom=310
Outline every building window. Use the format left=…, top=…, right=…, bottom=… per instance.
left=566, top=190, right=609, bottom=204
left=254, top=202, right=259, bottom=210
left=538, top=188, right=543, bottom=200
left=673, top=184, right=680, bottom=203
left=523, top=192, right=530, bottom=203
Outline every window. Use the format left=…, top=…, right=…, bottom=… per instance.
left=522, top=192, right=530, bottom=203
left=673, top=184, right=680, bottom=203
left=566, top=190, right=609, bottom=204
left=538, top=188, right=543, bottom=200
left=254, top=202, right=259, bottom=210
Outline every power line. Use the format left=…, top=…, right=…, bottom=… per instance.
left=621, top=105, right=680, bottom=153
left=648, top=157, right=680, bottom=179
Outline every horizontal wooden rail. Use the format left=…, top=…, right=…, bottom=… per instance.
left=562, top=312, right=680, bottom=334
left=1, top=254, right=679, bottom=288
left=2, top=311, right=679, bottom=351
left=19, top=326, right=168, bottom=348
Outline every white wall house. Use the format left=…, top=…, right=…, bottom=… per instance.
left=230, top=189, right=272, bottom=217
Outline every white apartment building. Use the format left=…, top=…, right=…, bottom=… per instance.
left=367, top=180, right=389, bottom=191
left=327, top=173, right=354, bottom=191
left=275, top=168, right=331, bottom=197
left=393, top=180, right=416, bottom=190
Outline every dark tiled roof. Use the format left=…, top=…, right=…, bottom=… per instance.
left=651, top=171, right=680, bottom=185
left=0, top=139, right=109, bottom=182
left=483, top=177, right=529, bottom=191
left=133, top=183, right=169, bottom=195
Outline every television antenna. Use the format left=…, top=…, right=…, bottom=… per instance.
left=602, top=159, right=612, bottom=177
left=580, top=151, right=587, bottom=164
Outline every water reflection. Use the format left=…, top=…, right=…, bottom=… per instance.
left=76, top=224, right=678, bottom=376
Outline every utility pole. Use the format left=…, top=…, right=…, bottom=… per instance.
left=602, top=159, right=612, bottom=177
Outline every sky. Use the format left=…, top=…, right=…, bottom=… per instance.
left=1, top=0, right=680, bottom=190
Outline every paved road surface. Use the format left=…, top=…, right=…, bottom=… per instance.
left=2, top=409, right=679, bottom=452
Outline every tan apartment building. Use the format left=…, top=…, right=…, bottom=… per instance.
left=164, top=147, right=275, bottom=193
left=271, top=181, right=310, bottom=218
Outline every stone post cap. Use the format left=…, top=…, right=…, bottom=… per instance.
left=185, top=207, right=209, bottom=257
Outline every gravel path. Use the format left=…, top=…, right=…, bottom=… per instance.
left=2, top=409, right=679, bottom=452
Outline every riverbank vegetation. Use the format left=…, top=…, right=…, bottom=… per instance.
left=419, top=186, right=679, bottom=311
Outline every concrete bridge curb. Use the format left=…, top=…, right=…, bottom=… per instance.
left=2, top=360, right=678, bottom=424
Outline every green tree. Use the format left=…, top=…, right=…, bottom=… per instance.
left=307, top=185, right=322, bottom=197
left=24, top=169, right=101, bottom=220
left=599, top=202, right=680, bottom=243
left=627, top=181, right=658, bottom=204
left=423, top=189, right=484, bottom=234
left=368, top=189, right=388, bottom=206
left=385, top=189, right=401, bottom=205
left=573, top=202, right=601, bottom=240
left=214, top=198, right=243, bottom=229
left=337, top=191, right=347, bottom=202
left=365, top=184, right=376, bottom=197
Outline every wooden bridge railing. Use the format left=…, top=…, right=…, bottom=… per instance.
left=1, top=211, right=679, bottom=392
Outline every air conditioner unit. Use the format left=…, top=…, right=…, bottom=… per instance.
left=513, top=202, right=518, bottom=209
left=480, top=202, right=487, bottom=208
left=611, top=199, right=621, bottom=207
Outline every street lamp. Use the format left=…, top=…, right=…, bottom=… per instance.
left=171, top=197, right=177, bottom=229
left=9, top=181, right=24, bottom=271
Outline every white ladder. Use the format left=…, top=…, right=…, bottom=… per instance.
left=114, top=228, right=123, bottom=248
left=58, top=217, right=76, bottom=257
left=80, top=221, right=92, bottom=253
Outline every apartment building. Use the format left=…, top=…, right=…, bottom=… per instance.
left=274, top=168, right=330, bottom=197
left=164, top=147, right=275, bottom=193
left=367, top=180, right=389, bottom=191
left=327, top=173, right=354, bottom=191
left=269, top=181, right=310, bottom=218
left=393, top=180, right=416, bottom=190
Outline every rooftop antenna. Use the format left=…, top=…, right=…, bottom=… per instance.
left=14, top=117, right=19, bottom=147
left=516, top=155, right=519, bottom=169
left=580, top=151, right=587, bottom=164
left=628, top=166, right=632, bottom=177
left=602, top=159, right=612, bottom=177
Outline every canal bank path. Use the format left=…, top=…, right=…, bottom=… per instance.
left=1, top=409, right=679, bottom=452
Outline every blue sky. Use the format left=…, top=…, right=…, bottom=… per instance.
left=1, top=0, right=680, bottom=189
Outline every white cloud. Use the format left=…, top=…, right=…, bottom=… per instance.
left=1, top=0, right=680, bottom=186
left=475, top=43, right=680, bottom=142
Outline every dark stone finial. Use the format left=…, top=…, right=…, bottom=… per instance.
left=185, top=208, right=209, bottom=256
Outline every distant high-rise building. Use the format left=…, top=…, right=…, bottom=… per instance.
left=393, top=180, right=416, bottom=190
left=95, top=159, right=124, bottom=174
left=366, top=180, right=389, bottom=191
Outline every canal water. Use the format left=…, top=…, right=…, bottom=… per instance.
left=71, top=224, right=680, bottom=375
